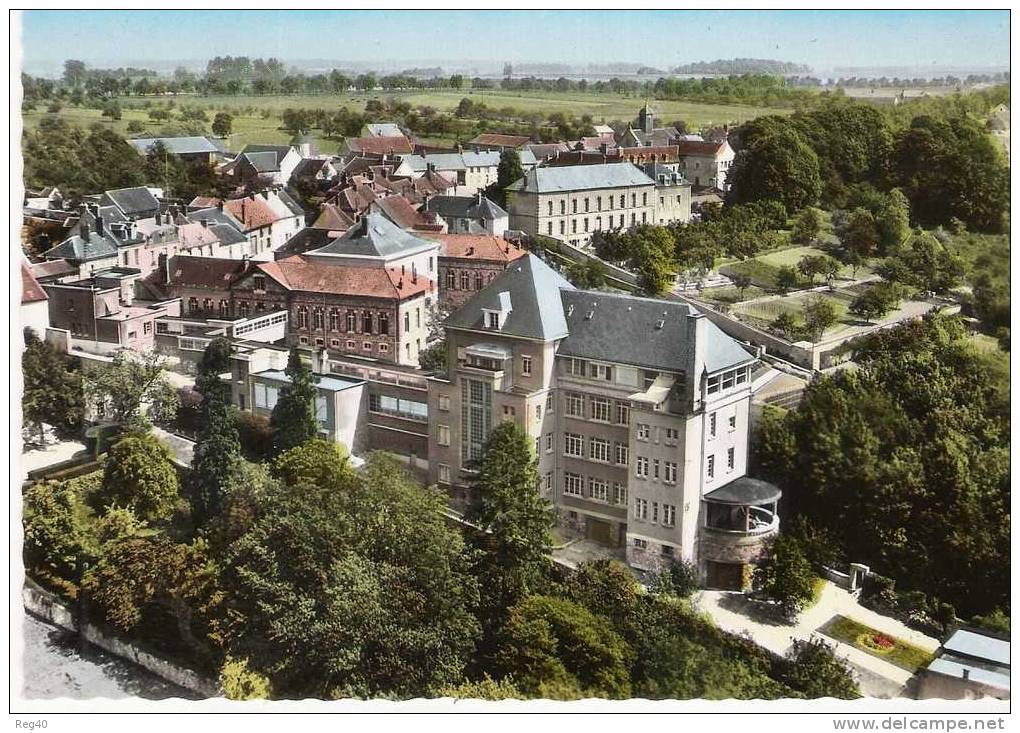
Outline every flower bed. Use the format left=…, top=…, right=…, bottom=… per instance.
left=821, top=615, right=933, bottom=672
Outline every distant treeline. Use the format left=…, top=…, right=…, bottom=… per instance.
left=671, top=58, right=811, bottom=75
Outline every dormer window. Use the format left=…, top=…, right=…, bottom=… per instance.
left=483, top=292, right=512, bottom=330
left=486, top=312, right=500, bottom=329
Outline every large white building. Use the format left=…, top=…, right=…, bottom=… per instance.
left=427, top=254, right=779, bottom=587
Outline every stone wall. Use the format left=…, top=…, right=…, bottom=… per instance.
left=22, top=580, right=221, bottom=698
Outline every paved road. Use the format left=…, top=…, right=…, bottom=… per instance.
left=20, top=613, right=199, bottom=700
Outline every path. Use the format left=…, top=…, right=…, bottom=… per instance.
left=19, top=432, right=87, bottom=479
left=696, top=582, right=939, bottom=698
left=20, top=613, right=198, bottom=701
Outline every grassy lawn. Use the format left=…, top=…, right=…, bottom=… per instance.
left=733, top=291, right=853, bottom=335
left=821, top=615, right=934, bottom=673
left=699, top=284, right=769, bottom=304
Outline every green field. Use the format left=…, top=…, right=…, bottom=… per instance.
left=734, top=290, right=853, bottom=327
left=22, top=88, right=791, bottom=153
left=821, top=615, right=934, bottom=673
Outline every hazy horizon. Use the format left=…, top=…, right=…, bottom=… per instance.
left=17, top=10, right=1010, bottom=79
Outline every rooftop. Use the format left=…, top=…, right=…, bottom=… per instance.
left=308, top=212, right=438, bottom=261
left=253, top=368, right=363, bottom=393
left=509, top=163, right=654, bottom=194
left=424, top=194, right=508, bottom=220
left=128, top=136, right=221, bottom=156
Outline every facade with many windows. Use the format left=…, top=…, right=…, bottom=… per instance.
left=427, top=253, right=779, bottom=588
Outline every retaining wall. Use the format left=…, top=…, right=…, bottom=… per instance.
left=22, top=580, right=221, bottom=698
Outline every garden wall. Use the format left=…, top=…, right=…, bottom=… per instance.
left=22, top=579, right=221, bottom=698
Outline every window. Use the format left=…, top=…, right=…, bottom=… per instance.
left=584, top=198, right=590, bottom=212
left=583, top=217, right=589, bottom=232
left=727, top=446, right=735, bottom=470
left=370, top=394, right=429, bottom=421
left=736, top=367, right=748, bottom=385
left=379, top=343, right=389, bottom=353
left=547, top=201, right=553, bottom=216
left=665, top=461, right=677, bottom=484
left=405, top=312, right=410, bottom=331
left=707, top=455, right=715, bottom=479
left=642, top=192, right=648, bottom=206
left=487, top=312, right=500, bottom=329
left=619, top=194, right=625, bottom=208
left=437, top=425, right=450, bottom=446
left=346, top=340, right=355, bottom=349
left=362, top=312, right=373, bottom=334
left=446, top=271, right=456, bottom=289
left=571, top=219, right=577, bottom=234
left=379, top=313, right=389, bottom=335
left=665, top=427, right=679, bottom=444
left=709, top=412, right=717, bottom=437
left=564, top=472, right=584, bottom=497
left=559, top=220, right=565, bottom=235
left=615, top=402, right=630, bottom=425
left=662, top=504, right=676, bottom=527
left=661, top=544, right=675, bottom=558
left=313, top=308, right=324, bottom=330
left=652, top=502, right=659, bottom=523
left=635, top=456, right=649, bottom=478
left=316, top=395, right=328, bottom=425
left=560, top=200, right=566, bottom=215
left=636, top=423, right=650, bottom=441
left=615, top=443, right=629, bottom=466
left=535, top=404, right=542, bottom=419
left=723, top=371, right=735, bottom=390
left=363, top=341, right=372, bottom=351
left=567, top=358, right=587, bottom=376
left=614, top=483, right=627, bottom=506
left=631, top=193, right=636, bottom=207
left=522, top=355, right=532, bottom=376
left=653, top=459, right=660, bottom=479
left=543, top=473, right=553, bottom=492
left=253, top=275, right=266, bottom=291
left=545, top=433, right=554, bottom=453
left=438, top=464, right=451, bottom=484
left=590, top=437, right=610, bottom=462
left=546, top=394, right=554, bottom=412
left=572, top=199, right=578, bottom=214
left=297, top=306, right=308, bottom=328
left=635, top=497, right=648, bottom=520
left=590, top=397, right=610, bottom=422
left=564, top=433, right=584, bottom=457
left=143, top=321, right=152, bottom=335
left=547, top=222, right=553, bottom=235
left=416, top=308, right=421, bottom=328
left=707, top=374, right=720, bottom=394
left=565, top=392, right=584, bottom=417
left=729, top=414, right=737, bottom=431
left=588, top=362, right=613, bottom=381
left=329, top=310, right=340, bottom=331
left=462, top=378, right=492, bottom=463
left=589, top=477, right=608, bottom=502
left=633, top=538, right=647, bottom=550
left=503, top=405, right=516, bottom=417
left=643, top=370, right=658, bottom=389
left=438, top=394, right=450, bottom=411
left=346, top=311, right=357, bottom=332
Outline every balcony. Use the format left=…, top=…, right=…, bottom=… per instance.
left=700, top=477, right=781, bottom=565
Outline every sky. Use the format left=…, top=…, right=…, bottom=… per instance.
left=17, top=9, right=1011, bottom=77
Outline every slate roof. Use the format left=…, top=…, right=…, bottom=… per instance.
left=255, top=255, right=430, bottom=299
left=424, top=194, right=508, bottom=220
left=445, top=254, right=574, bottom=340
left=240, top=151, right=283, bottom=173
left=704, top=477, right=782, bottom=506
left=509, top=163, right=654, bottom=194
left=364, top=123, right=404, bottom=138
left=273, top=227, right=337, bottom=258
left=100, top=187, right=160, bottom=217
left=167, top=255, right=251, bottom=290
left=31, top=259, right=78, bottom=281
left=292, top=157, right=333, bottom=178
left=43, top=229, right=119, bottom=262
left=128, top=136, right=220, bottom=156
left=346, top=136, right=414, bottom=156
left=312, top=204, right=357, bottom=231
left=308, top=212, right=438, bottom=260
left=557, top=290, right=755, bottom=374
left=21, top=262, right=48, bottom=304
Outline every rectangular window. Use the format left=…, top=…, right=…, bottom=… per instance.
left=707, top=455, right=715, bottom=479
left=710, top=412, right=717, bottom=437
left=707, top=375, right=720, bottom=394
left=652, top=459, right=660, bottom=479
left=723, top=371, right=735, bottom=390
left=522, top=355, right=532, bottom=376
left=565, top=392, right=584, bottom=417
left=590, top=437, right=610, bottom=462
left=635, top=456, right=649, bottom=478
left=487, top=312, right=499, bottom=329
left=546, top=394, right=554, bottom=412
left=635, top=497, right=648, bottom=520
left=564, top=432, right=584, bottom=457
left=615, top=443, right=629, bottom=466
left=589, top=477, right=608, bottom=502
left=661, top=544, right=675, bottom=558
left=729, top=414, right=737, bottom=430
left=568, top=358, right=587, bottom=376
left=636, top=423, right=650, bottom=441
left=665, top=427, right=679, bottom=445
left=727, top=446, right=735, bottom=470
left=736, top=367, right=748, bottom=385
left=564, top=472, right=584, bottom=497
left=665, top=461, right=677, bottom=484
left=437, top=425, right=450, bottom=446
left=316, top=395, right=328, bottom=425
left=545, top=433, right=554, bottom=453
left=662, top=504, right=677, bottom=527
left=652, top=502, right=659, bottom=523
left=615, top=402, right=630, bottom=425
left=614, top=482, right=627, bottom=506
left=588, top=362, right=613, bottom=381
left=535, top=404, right=542, bottom=420
left=633, top=538, right=647, bottom=549
left=590, top=397, right=610, bottom=422
left=462, top=379, right=493, bottom=463
left=438, top=394, right=450, bottom=411
left=438, top=464, right=451, bottom=484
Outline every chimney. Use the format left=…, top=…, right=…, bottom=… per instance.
left=261, top=190, right=269, bottom=200
left=200, top=218, right=208, bottom=229
left=217, top=201, right=224, bottom=212
left=79, top=217, right=89, bottom=240
left=94, top=214, right=104, bottom=236
left=476, top=190, right=483, bottom=206
left=684, top=311, right=706, bottom=410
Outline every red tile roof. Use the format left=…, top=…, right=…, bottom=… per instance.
left=312, top=204, right=356, bottom=232
left=676, top=140, right=728, bottom=157
left=256, top=255, right=430, bottom=300
left=21, top=262, right=48, bottom=303
left=167, top=255, right=250, bottom=290
left=469, top=133, right=531, bottom=148
left=223, top=195, right=281, bottom=231
left=427, top=233, right=528, bottom=263
left=346, top=136, right=414, bottom=156
left=374, top=195, right=431, bottom=230
left=189, top=196, right=222, bottom=209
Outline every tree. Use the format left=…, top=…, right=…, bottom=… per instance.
left=879, top=231, right=964, bottom=295
left=221, top=453, right=479, bottom=698
left=780, top=638, right=860, bottom=699
left=22, top=475, right=96, bottom=591
left=566, top=258, right=608, bottom=289
left=849, top=284, right=901, bottom=324
left=440, top=674, right=521, bottom=700
left=629, top=226, right=676, bottom=296
left=272, top=437, right=353, bottom=490
left=753, top=534, right=816, bottom=619
left=21, top=330, right=84, bottom=442
left=771, top=312, right=798, bottom=339
left=729, top=124, right=821, bottom=213
left=101, top=100, right=122, bottom=120
left=100, top=432, right=183, bottom=523
left=82, top=350, right=179, bottom=431
left=731, top=273, right=753, bottom=299
left=211, top=112, right=233, bottom=138
left=189, top=347, right=241, bottom=526
left=775, top=265, right=799, bottom=294
left=467, top=421, right=554, bottom=650
left=489, top=149, right=524, bottom=207
left=841, top=207, right=879, bottom=265
left=790, top=207, right=822, bottom=245
left=221, top=657, right=273, bottom=700
left=648, top=560, right=700, bottom=599
left=63, top=59, right=87, bottom=87
left=418, top=340, right=448, bottom=374
left=796, top=254, right=832, bottom=284
left=269, top=348, right=319, bottom=456
left=497, top=595, right=633, bottom=699
left=802, top=296, right=838, bottom=341
left=876, top=188, right=911, bottom=254
left=126, top=120, right=145, bottom=134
